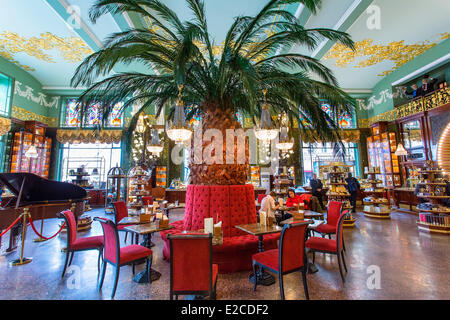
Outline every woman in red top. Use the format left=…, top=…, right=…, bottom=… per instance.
left=286, top=189, right=302, bottom=207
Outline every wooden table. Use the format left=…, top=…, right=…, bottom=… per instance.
left=162, top=203, right=185, bottom=218
left=235, top=223, right=283, bottom=286
left=286, top=210, right=325, bottom=221
left=124, top=223, right=174, bottom=283
left=277, top=206, right=295, bottom=220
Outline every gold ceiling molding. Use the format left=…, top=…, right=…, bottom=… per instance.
left=11, top=106, right=58, bottom=127
left=0, top=31, right=93, bottom=71
left=56, top=129, right=123, bottom=144
left=302, top=129, right=361, bottom=143
left=324, top=33, right=450, bottom=77
left=0, top=116, right=11, bottom=137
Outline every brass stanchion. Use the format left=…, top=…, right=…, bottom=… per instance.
left=33, top=218, right=47, bottom=243
left=11, top=208, right=32, bottom=266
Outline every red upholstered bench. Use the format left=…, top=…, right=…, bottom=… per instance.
left=160, top=185, right=279, bottom=274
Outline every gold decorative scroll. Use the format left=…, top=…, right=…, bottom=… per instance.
left=56, top=129, right=123, bottom=144
left=360, top=87, right=450, bottom=127
left=302, top=130, right=361, bottom=143
left=324, top=33, right=450, bottom=77
left=0, top=116, right=11, bottom=136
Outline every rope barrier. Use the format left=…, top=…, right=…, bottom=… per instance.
left=0, top=215, right=23, bottom=238
left=28, top=217, right=66, bottom=240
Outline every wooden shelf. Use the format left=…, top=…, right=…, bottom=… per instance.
left=417, top=221, right=450, bottom=234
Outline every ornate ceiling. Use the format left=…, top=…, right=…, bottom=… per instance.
left=0, top=0, right=449, bottom=92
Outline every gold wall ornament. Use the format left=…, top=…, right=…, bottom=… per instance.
left=324, top=33, right=450, bottom=76
left=0, top=116, right=11, bottom=136
left=0, top=31, right=93, bottom=70
left=11, top=106, right=58, bottom=127
left=360, top=87, right=450, bottom=127
left=56, top=129, right=123, bottom=144
left=301, top=129, right=361, bottom=143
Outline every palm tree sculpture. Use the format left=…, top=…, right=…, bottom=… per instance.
left=72, top=0, right=355, bottom=186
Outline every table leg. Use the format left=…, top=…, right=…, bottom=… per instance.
left=249, top=235, right=275, bottom=286
left=306, top=228, right=319, bottom=274
left=133, top=234, right=161, bottom=284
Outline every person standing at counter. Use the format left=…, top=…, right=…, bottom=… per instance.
left=345, top=173, right=360, bottom=213
left=310, top=174, right=325, bottom=211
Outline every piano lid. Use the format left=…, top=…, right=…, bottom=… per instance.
left=0, top=173, right=87, bottom=206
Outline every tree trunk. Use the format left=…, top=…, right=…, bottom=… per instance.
left=189, top=104, right=249, bottom=185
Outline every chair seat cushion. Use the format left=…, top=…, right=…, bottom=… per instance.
left=252, top=249, right=279, bottom=272
left=305, top=237, right=337, bottom=252
left=120, top=244, right=152, bottom=264
left=315, top=223, right=336, bottom=234
left=70, top=236, right=103, bottom=251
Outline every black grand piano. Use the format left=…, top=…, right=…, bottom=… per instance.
left=0, top=173, right=88, bottom=252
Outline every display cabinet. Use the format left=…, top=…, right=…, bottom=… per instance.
left=155, top=166, right=167, bottom=188
left=323, top=163, right=356, bottom=227
left=127, top=165, right=150, bottom=209
left=362, top=167, right=391, bottom=219
left=250, top=166, right=261, bottom=186
left=366, top=122, right=401, bottom=188
left=10, top=121, right=52, bottom=178
left=105, top=166, right=127, bottom=214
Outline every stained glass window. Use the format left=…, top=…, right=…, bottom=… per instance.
left=300, top=102, right=356, bottom=129
left=107, top=102, right=124, bottom=127
left=320, top=102, right=355, bottom=129
left=63, top=99, right=81, bottom=128
left=0, top=73, right=12, bottom=117
left=84, top=102, right=103, bottom=127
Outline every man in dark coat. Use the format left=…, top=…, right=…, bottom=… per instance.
left=345, top=173, right=360, bottom=213
left=310, top=173, right=325, bottom=211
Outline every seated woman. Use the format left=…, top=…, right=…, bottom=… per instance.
left=286, top=189, right=302, bottom=207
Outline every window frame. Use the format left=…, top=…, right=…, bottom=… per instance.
left=0, top=71, right=13, bottom=118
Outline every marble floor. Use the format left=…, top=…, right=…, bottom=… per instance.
left=0, top=207, right=448, bottom=300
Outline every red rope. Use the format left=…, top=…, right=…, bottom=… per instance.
left=0, top=215, right=23, bottom=238
left=28, top=217, right=66, bottom=240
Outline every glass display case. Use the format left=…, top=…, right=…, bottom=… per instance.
left=401, top=119, right=426, bottom=161
left=155, top=166, right=167, bottom=188
left=105, top=165, right=127, bottom=214
left=367, top=122, right=401, bottom=188
left=10, top=122, right=52, bottom=178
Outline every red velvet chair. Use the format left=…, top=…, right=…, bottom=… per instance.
left=168, top=233, right=218, bottom=300
left=306, top=211, right=349, bottom=282
left=57, top=210, right=104, bottom=278
left=113, top=201, right=135, bottom=243
left=142, top=196, right=153, bottom=206
left=315, top=201, right=343, bottom=237
left=95, top=217, right=153, bottom=299
left=252, top=221, right=310, bottom=300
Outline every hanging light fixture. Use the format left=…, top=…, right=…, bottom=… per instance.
left=136, top=113, right=146, bottom=134
left=395, top=143, right=408, bottom=156
left=25, top=145, right=39, bottom=159
left=146, top=128, right=164, bottom=156
left=254, top=90, right=279, bottom=145
left=276, top=112, right=294, bottom=152
left=166, top=84, right=193, bottom=144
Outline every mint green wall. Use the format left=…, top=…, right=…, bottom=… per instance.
left=366, top=38, right=450, bottom=119
left=0, top=56, right=57, bottom=120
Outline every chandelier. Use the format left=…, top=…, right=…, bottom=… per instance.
left=146, top=128, right=164, bottom=156
left=25, top=145, right=39, bottom=158
left=166, top=84, right=193, bottom=144
left=254, top=90, right=279, bottom=145
left=136, top=113, right=146, bottom=134
left=276, top=112, right=294, bottom=151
